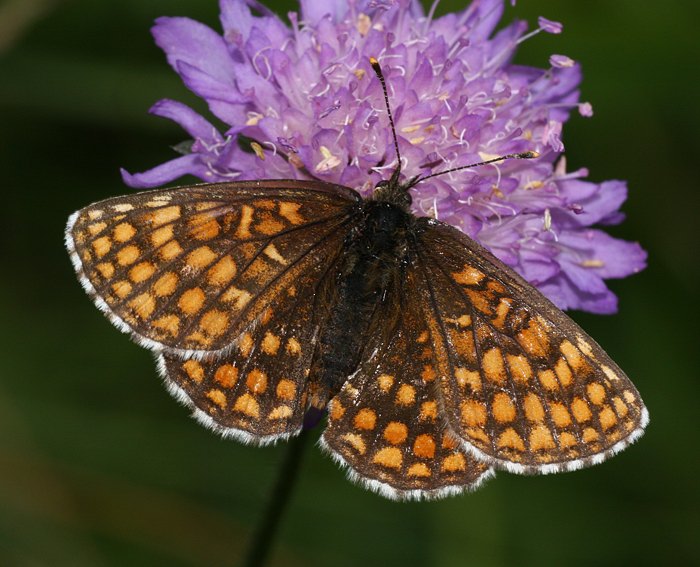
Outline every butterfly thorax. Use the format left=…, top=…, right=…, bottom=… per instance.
left=307, top=199, right=414, bottom=409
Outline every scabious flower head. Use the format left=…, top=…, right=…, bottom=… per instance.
left=123, top=0, right=646, bottom=314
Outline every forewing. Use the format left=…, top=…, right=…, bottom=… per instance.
left=157, top=236, right=348, bottom=444
left=66, top=180, right=360, bottom=356
left=321, top=268, right=493, bottom=501
left=415, top=219, right=648, bottom=474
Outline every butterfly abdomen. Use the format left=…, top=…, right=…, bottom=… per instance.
left=308, top=201, right=412, bottom=404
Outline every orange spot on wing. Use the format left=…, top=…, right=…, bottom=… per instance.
left=396, top=384, right=416, bottom=405
left=329, top=399, right=345, bottom=421
left=222, top=287, right=252, bottom=310
left=263, top=244, right=288, bottom=265
left=529, top=424, right=556, bottom=451
left=342, top=433, right=366, bottom=454
left=151, top=225, right=173, bottom=246
left=461, top=400, right=487, bottom=427
left=582, top=427, right=598, bottom=443
left=236, top=205, right=254, bottom=239
left=571, top=397, right=592, bottom=422
left=517, top=318, right=550, bottom=358
left=129, top=292, right=155, bottom=319
left=95, top=262, right=114, bottom=278
left=507, top=354, right=532, bottom=382
left=178, top=288, right=206, bottom=314
left=465, top=288, right=492, bottom=315
left=214, top=364, right=238, bottom=388
left=111, top=281, right=132, bottom=299
left=453, top=265, right=485, bottom=285
left=153, top=314, right=179, bottom=336
left=441, top=452, right=467, bottom=472
left=492, top=297, right=512, bottom=329
left=466, top=427, right=489, bottom=445
left=233, top=393, right=259, bottom=418
left=555, top=358, right=573, bottom=386
left=413, top=434, right=436, bottom=458
left=497, top=428, right=525, bottom=451
left=159, top=240, right=182, bottom=260
left=550, top=403, right=572, bottom=427
left=353, top=408, right=377, bottom=430
left=91, top=236, right=112, bottom=258
left=113, top=222, right=136, bottom=242
left=377, top=374, right=394, bottom=392
left=183, top=360, right=204, bottom=383
left=421, top=364, right=437, bottom=382
left=279, top=201, right=304, bottom=225
left=613, top=397, right=629, bottom=418
left=286, top=337, right=301, bottom=356
left=492, top=392, right=516, bottom=423
left=450, top=332, right=477, bottom=364
left=599, top=406, right=618, bottom=430
left=276, top=379, right=296, bottom=401
left=246, top=369, right=268, bottom=394
left=269, top=405, right=293, bottom=419
left=587, top=383, right=606, bottom=405
left=483, top=348, right=506, bottom=384
left=419, top=401, right=437, bottom=421
left=560, top=340, right=588, bottom=372
left=261, top=332, right=281, bottom=355
left=383, top=422, right=408, bottom=444
left=148, top=206, right=180, bottom=226
left=373, top=447, right=403, bottom=469
left=153, top=272, right=178, bottom=296
left=88, top=221, right=107, bottom=236
left=255, top=216, right=285, bottom=235
left=538, top=369, right=559, bottom=390
left=407, top=463, right=431, bottom=477
left=129, top=261, right=155, bottom=283
left=523, top=393, right=545, bottom=422
left=559, top=432, right=577, bottom=449
left=206, top=389, right=227, bottom=409
left=455, top=367, right=481, bottom=392
left=117, top=245, right=140, bottom=266
left=199, top=310, right=229, bottom=337
left=208, top=256, right=237, bottom=286
left=189, top=214, right=220, bottom=240
left=186, top=246, right=217, bottom=269
left=238, top=333, right=254, bottom=357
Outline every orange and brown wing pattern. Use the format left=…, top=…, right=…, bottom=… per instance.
left=321, top=269, right=493, bottom=500
left=157, top=242, right=346, bottom=444
left=66, top=180, right=360, bottom=357
left=415, top=219, right=648, bottom=474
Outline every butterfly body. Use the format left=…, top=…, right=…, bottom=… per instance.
left=309, top=199, right=412, bottom=405
left=66, top=177, right=647, bottom=500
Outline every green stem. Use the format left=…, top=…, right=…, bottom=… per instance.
left=241, top=429, right=311, bottom=567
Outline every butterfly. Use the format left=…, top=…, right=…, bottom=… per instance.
left=64, top=59, right=647, bottom=501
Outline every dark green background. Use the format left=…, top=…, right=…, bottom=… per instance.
left=1, top=0, right=697, bottom=565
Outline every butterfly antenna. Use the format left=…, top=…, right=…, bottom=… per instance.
left=370, top=57, right=402, bottom=179
left=413, top=151, right=540, bottom=186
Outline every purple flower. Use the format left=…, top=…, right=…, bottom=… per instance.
left=123, top=0, right=646, bottom=314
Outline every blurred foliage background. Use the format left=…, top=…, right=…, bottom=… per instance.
left=1, top=0, right=698, bottom=565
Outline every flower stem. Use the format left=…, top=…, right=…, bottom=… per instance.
left=241, top=429, right=311, bottom=567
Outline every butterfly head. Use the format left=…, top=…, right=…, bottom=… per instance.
left=372, top=166, right=415, bottom=210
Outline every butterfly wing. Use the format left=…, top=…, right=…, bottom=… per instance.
left=321, top=266, right=494, bottom=501
left=156, top=238, right=351, bottom=445
left=413, top=218, right=648, bottom=474
left=66, top=180, right=360, bottom=357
